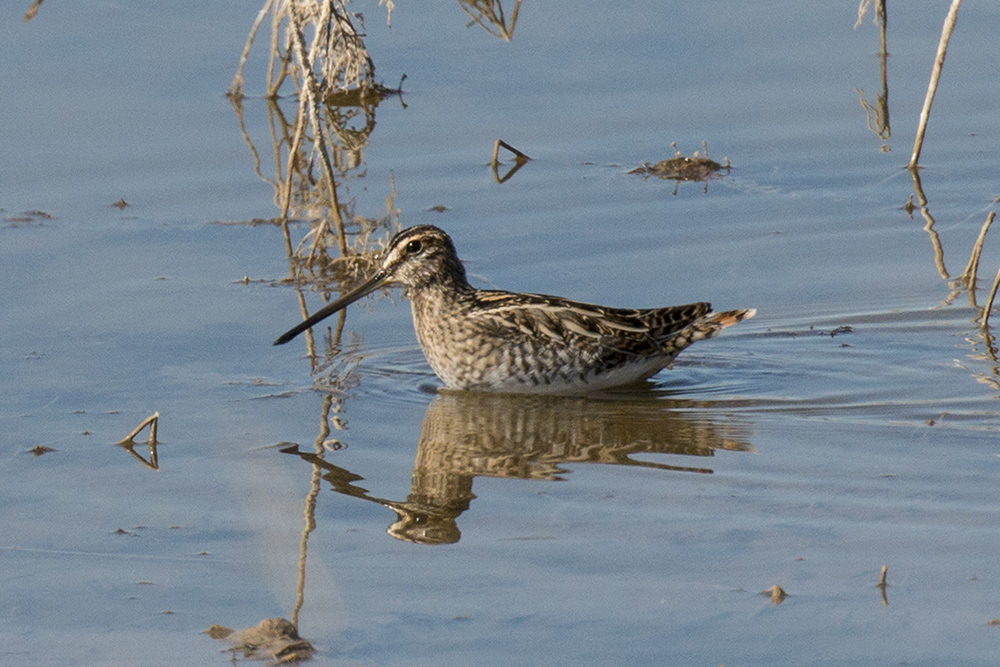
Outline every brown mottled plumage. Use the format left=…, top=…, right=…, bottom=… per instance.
left=275, top=225, right=755, bottom=393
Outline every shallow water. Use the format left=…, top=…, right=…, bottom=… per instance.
left=3, top=1, right=1000, bottom=665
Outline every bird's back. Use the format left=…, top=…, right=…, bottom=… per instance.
left=411, top=286, right=751, bottom=392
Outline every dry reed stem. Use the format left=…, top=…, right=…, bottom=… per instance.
left=981, top=263, right=1000, bottom=330
left=461, top=0, right=523, bottom=41
left=267, top=5, right=291, bottom=97
left=228, top=0, right=276, bottom=98
left=854, top=0, right=876, bottom=29
left=234, top=1, right=378, bottom=98
left=285, top=9, right=347, bottom=258
left=379, top=0, right=395, bottom=27
left=962, top=212, right=995, bottom=288
left=909, top=0, right=962, bottom=169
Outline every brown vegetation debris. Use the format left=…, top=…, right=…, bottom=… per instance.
left=209, top=618, right=314, bottom=663
left=761, top=585, right=789, bottom=605
left=629, top=142, right=730, bottom=181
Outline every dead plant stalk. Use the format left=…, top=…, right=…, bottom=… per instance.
left=909, top=0, right=961, bottom=169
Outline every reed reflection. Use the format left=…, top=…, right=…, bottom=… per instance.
left=854, top=0, right=891, bottom=152
left=229, top=89, right=402, bottom=370
left=906, top=164, right=1000, bottom=395
left=282, top=391, right=752, bottom=545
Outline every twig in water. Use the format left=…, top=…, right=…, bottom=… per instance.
left=491, top=140, right=531, bottom=183
left=761, top=585, right=788, bottom=605
left=876, top=564, right=889, bottom=606
left=117, top=412, right=160, bottom=446
left=909, top=0, right=962, bottom=170
left=491, top=140, right=531, bottom=166
left=117, top=413, right=160, bottom=470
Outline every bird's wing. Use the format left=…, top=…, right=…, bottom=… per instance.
left=470, top=291, right=710, bottom=350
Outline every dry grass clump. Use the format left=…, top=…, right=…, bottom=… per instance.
left=228, top=0, right=380, bottom=100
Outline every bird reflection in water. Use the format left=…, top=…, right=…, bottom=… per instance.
left=281, top=391, right=752, bottom=545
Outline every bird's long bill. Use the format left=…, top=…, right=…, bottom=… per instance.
left=273, top=271, right=391, bottom=345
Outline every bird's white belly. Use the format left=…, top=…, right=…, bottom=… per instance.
left=459, top=356, right=668, bottom=394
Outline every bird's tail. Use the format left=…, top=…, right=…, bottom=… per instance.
left=703, top=308, right=756, bottom=332
left=666, top=308, right=756, bottom=355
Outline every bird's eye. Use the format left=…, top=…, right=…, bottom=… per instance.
left=405, top=240, right=423, bottom=254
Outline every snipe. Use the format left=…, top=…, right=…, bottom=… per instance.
left=275, top=225, right=755, bottom=393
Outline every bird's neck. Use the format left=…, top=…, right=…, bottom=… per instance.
left=408, top=267, right=477, bottom=316
left=409, top=256, right=473, bottom=295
